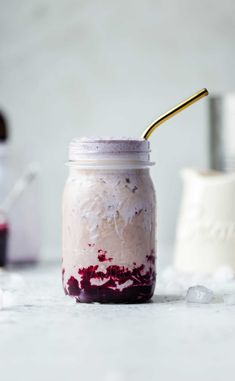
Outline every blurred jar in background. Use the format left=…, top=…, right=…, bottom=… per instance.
left=0, top=112, right=11, bottom=198
left=209, top=94, right=235, bottom=173
left=0, top=112, right=11, bottom=266
left=0, top=111, right=41, bottom=266
left=174, top=94, right=235, bottom=274
left=174, top=169, right=235, bottom=274
left=7, top=169, right=41, bottom=265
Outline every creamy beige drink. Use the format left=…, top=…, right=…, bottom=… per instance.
left=62, top=138, right=156, bottom=303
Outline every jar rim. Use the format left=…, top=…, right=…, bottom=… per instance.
left=69, top=137, right=151, bottom=161
left=65, top=159, right=155, bottom=169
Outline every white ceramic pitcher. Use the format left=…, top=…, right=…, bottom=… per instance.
left=174, top=168, right=235, bottom=273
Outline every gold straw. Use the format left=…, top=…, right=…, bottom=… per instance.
left=141, top=88, right=209, bottom=140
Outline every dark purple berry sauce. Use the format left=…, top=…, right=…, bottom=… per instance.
left=63, top=258, right=156, bottom=303
left=97, top=249, right=113, bottom=262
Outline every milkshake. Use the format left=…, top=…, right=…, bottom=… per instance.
left=62, top=138, right=156, bottom=303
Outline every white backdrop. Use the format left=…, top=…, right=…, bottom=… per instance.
left=0, top=0, right=235, bottom=258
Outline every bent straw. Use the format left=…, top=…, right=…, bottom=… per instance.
left=142, top=88, right=209, bottom=140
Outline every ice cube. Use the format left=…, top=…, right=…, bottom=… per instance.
left=223, top=294, right=235, bottom=305
left=213, top=266, right=234, bottom=283
left=186, top=285, right=214, bottom=304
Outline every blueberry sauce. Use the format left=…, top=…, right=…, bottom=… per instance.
left=97, top=249, right=113, bottom=262
left=63, top=261, right=156, bottom=303
left=67, top=276, right=79, bottom=296
left=146, top=250, right=155, bottom=265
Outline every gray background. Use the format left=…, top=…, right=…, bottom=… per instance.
left=0, top=0, right=235, bottom=258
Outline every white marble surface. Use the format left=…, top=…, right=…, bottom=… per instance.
left=1, top=263, right=235, bottom=381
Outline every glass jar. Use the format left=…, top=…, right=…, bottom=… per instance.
left=62, top=138, right=156, bottom=303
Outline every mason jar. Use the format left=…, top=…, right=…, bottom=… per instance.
left=62, top=138, right=156, bottom=303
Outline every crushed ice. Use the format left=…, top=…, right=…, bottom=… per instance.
left=159, top=265, right=235, bottom=305
left=186, top=285, right=214, bottom=304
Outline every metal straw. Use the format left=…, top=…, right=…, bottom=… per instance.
left=142, top=88, right=209, bottom=140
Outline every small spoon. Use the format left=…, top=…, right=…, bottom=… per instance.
left=142, top=88, right=209, bottom=140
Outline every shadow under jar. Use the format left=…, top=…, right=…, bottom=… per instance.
left=62, top=138, right=156, bottom=303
